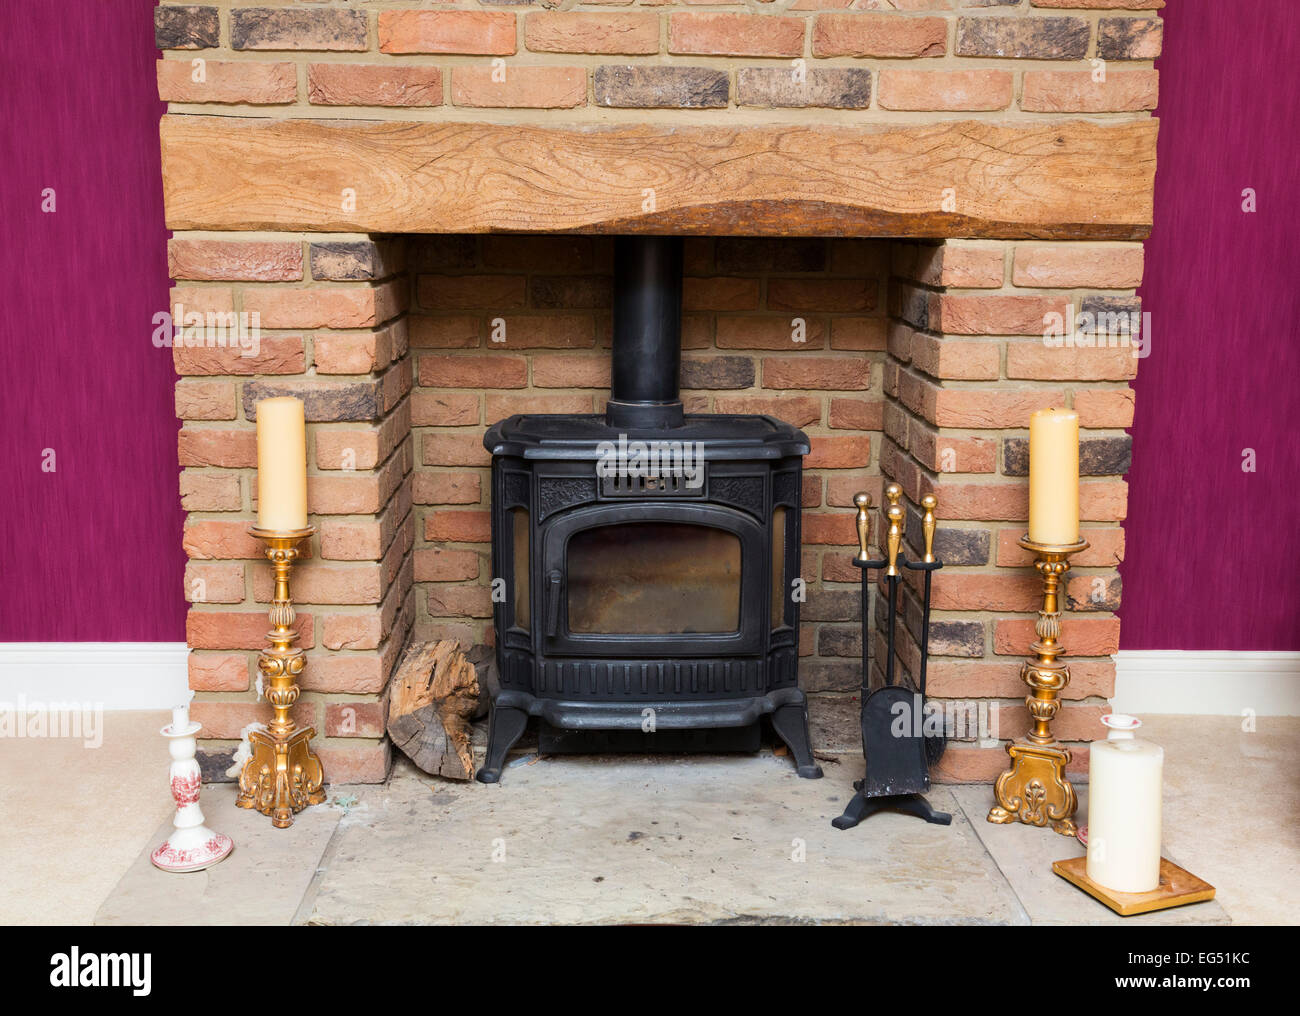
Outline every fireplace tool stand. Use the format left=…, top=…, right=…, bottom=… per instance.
left=833, top=486, right=950, bottom=830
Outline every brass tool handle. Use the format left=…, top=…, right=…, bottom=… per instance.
left=853, top=492, right=872, bottom=563
left=884, top=481, right=906, bottom=534
left=885, top=505, right=904, bottom=577
left=883, top=482, right=904, bottom=575
left=921, top=494, right=938, bottom=564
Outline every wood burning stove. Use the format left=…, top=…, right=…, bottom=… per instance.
left=477, top=237, right=822, bottom=783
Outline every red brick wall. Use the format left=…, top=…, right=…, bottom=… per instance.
left=886, top=240, right=1133, bottom=780
left=154, top=2, right=1161, bottom=118
left=175, top=237, right=412, bottom=783
left=159, top=2, right=1159, bottom=781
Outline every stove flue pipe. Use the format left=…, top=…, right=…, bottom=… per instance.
left=605, top=235, right=685, bottom=430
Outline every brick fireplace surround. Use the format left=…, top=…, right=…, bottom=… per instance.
left=160, top=1, right=1159, bottom=784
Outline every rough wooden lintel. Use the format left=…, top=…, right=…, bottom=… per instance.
left=161, top=116, right=1156, bottom=240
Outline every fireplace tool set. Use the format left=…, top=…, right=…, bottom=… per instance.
left=833, top=484, right=951, bottom=830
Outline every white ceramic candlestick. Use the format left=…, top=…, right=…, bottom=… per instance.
left=1086, top=713, right=1163, bottom=893
left=151, top=714, right=233, bottom=873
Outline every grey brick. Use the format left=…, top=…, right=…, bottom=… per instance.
left=736, top=68, right=871, bottom=110
left=594, top=66, right=728, bottom=109
left=956, top=16, right=1089, bottom=60
left=231, top=8, right=368, bottom=52
left=680, top=356, right=755, bottom=390
left=155, top=6, right=219, bottom=50
left=1004, top=435, right=1132, bottom=477
left=1097, top=17, right=1163, bottom=60
left=310, top=241, right=402, bottom=282
left=244, top=380, right=382, bottom=422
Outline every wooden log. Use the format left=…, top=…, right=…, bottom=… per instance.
left=386, top=640, right=491, bottom=781
left=160, top=116, right=1156, bottom=239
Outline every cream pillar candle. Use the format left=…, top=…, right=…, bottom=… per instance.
left=256, top=397, right=308, bottom=531
left=1027, top=407, right=1079, bottom=545
left=1086, top=714, right=1164, bottom=893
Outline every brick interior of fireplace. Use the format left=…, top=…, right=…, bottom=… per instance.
left=178, top=232, right=1135, bottom=784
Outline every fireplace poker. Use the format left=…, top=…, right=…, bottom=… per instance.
left=852, top=491, right=878, bottom=700
left=882, top=483, right=905, bottom=690
left=909, top=494, right=940, bottom=700
left=903, top=494, right=947, bottom=768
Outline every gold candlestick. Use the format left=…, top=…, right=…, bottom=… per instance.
left=237, top=526, right=326, bottom=828
left=988, top=534, right=1089, bottom=837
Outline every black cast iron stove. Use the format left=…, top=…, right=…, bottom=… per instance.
left=477, top=236, right=822, bottom=783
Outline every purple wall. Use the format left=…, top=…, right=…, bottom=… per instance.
left=0, top=2, right=187, bottom=641
left=1123, top=1, right=1300, bottom=650
left=1, top=2, right=1296, bottom=650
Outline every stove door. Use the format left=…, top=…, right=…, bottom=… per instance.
left=541, top=502, right=766, bottom=657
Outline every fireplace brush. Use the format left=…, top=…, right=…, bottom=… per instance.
left=833, top=485, right=950, bottom=830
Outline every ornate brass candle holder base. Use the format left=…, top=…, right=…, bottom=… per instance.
left=237, top=526, right=326, bottom=828
left=988, top=535, right=1089, bottom=837
left=989, top=742, right=1077, bottom=836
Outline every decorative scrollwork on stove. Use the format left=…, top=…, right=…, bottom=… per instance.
left=537, top=476, right=597, bottom=520
left=710, top=475, right=766, bottom=519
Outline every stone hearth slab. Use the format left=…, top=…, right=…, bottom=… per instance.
left=298, top=754, right=1026, bottom=925
left=94, top=784, right=341, bottom=926
left=86, top=717, right=1292, bottom=925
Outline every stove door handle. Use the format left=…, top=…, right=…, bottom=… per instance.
left=545, top=570, right=563, bottom=637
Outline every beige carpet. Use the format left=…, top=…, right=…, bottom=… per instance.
left=0, top=711, right=173, bottom=924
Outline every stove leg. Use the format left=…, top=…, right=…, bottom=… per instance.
left=834, top=791, right=951, bottom=829
left=832, top=791, right=882, bottom=830
left=894, top=793, right=952, bottom=826
left=771, top=702, right=823, bottom=779
left=476, top=704, right=529, bottom=784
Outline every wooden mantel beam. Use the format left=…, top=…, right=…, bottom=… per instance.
left=160, top=116, right=1156, bottom=240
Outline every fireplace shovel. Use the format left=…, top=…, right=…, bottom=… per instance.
left=833, top=490, right=950, bottom=830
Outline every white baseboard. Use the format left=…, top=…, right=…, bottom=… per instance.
left=0, top=642, right=190, bottom=710
left=1114, top=650, right=1300, bottom=717
left=2, top=644, right=1295, bottom=716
